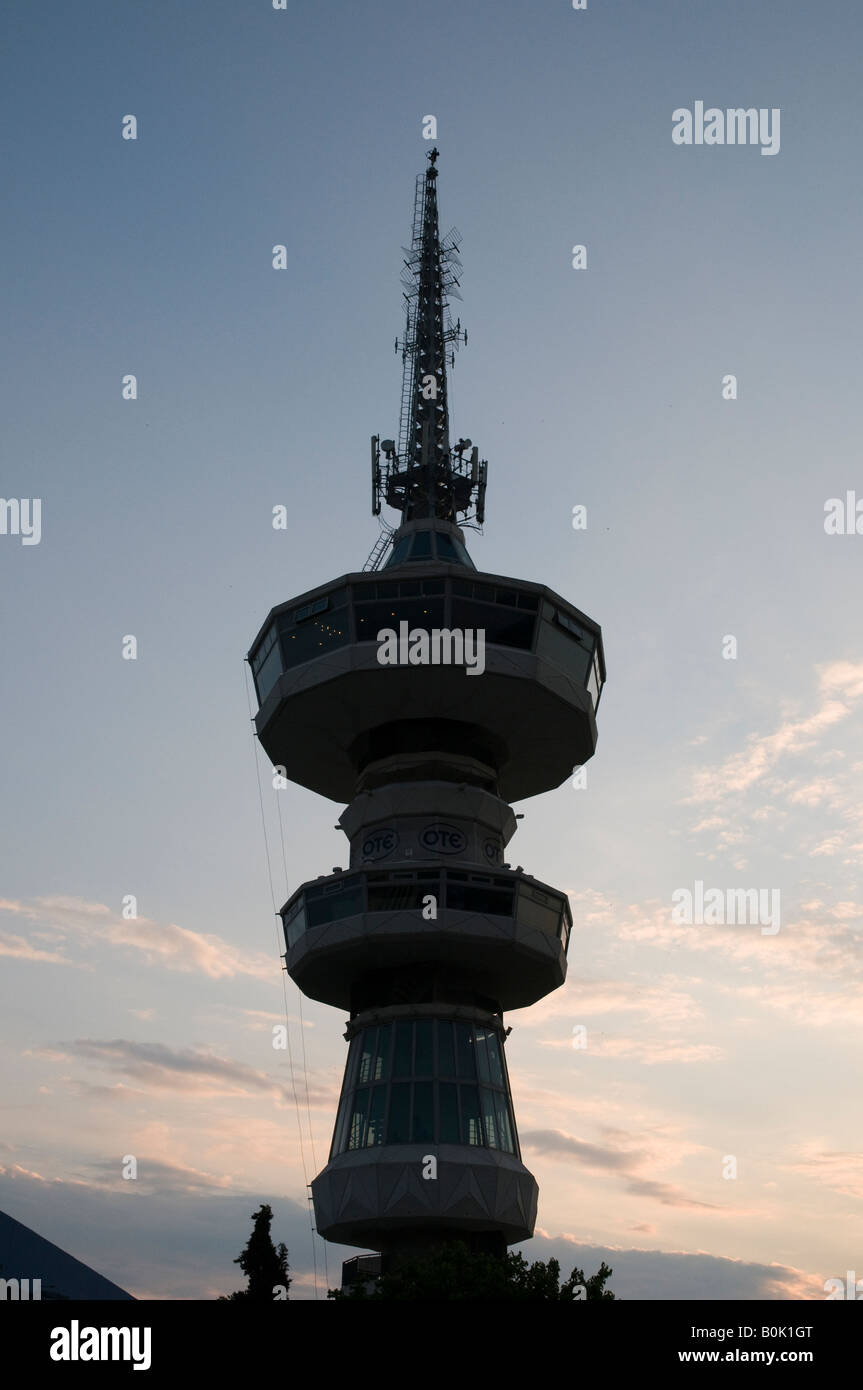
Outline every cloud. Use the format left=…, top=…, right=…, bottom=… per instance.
left=0, top=931, right=73, bottom=965
left=520, top=1128, right=721, bottom=1211
left=785, top=1146, right=863, bottom=1201
left=586, top=1037, right=724, bottom=1065
left=519, top=973, right=704, bottom=1029
left=612, top=900, right=863, bottom=1011
left=520, top=1129, right=635, bottom=1170
left=537, top=1033, right=723, bottom=1064
left=87, top=1156, right=236, bottom=1196
left=522, top=1232, right=824, bottom=1300
left=237, top=1008, right=313, bottom=1031
left=622, top=1177, right=718, bottom=1211
left=0, top=897, right=278, bottom=983
left=36, top=1038, right=338, bottom=1111
left=685, top=660, right=863, bottom=805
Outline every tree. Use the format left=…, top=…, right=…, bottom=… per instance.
left=329, top=1241, right=615, bottom=1300
left=220, top=1203, right=291, bottom=1301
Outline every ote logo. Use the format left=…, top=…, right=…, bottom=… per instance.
left=361, top=828, right=398, bottom=861
left=420, top=823, right=465, bottom=854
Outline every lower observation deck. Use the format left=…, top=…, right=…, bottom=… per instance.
left=281, top=863, right=572, bottom=1011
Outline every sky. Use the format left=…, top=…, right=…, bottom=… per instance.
left=1, top=0, right=861, bottom=1299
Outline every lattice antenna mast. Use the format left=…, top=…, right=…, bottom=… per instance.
left=371, top=149, right=487, bottom=526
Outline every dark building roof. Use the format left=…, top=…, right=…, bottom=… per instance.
left=0, top=1208, right=134, bottom=1300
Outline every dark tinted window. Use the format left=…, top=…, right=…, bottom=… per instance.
left=334, top=1020, right=517, bottom=1155
left=368, top=880, right=437, bottom=912
left=439, top=1082, right=459, bottom=1142
left=305, top=881, right=363, bottom=928
left=366, top=1086, right=387, bottom=1146
left=388, top=1083, right=411, bottom=1142
left=278, top=590, right=350, bottom=670
left=412, top=1081, right=434, bottom=1142
left=516, top=884, right=564, bottom=936
left=540, top=622, right=593, bottom=682
left=251, top=624, right=283, bottom=703
left=355, top=597, right=445, bottom=640
left=387, top=537, right=411, bottom=566
left=451, top=598, right=535, bottom=650
left=446, top=882, right=515, bottom=916
left=452, top=537, right=475, bottom=568
left=415, top=1020, right=433, bottom=1074
left=455, top=1024, right=476, bottom=1079
left=436, top=533, right=459, bottom=562
left=393, top=1021, right=412, bottom=1077
left=460, top=1085, right=482, bottom=1145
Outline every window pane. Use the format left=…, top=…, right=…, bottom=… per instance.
left=555, top=609, right=593, bottom=646
left=344, top=1035, right=361, bottom=1091
left=254, top=641, right=283, bottom=703
left=516, top=885, right=563, bottom=936
left=354, top=597, right=444, bottom=640
left=347, top=1088, right=369, bottom=1150
left=332, top=1090, right=352, bottom=1156
left=366, top=1086, right=387, bottom=1146
left=436, top=533, right=458, bottom=561
left=411, top=531, right=432, bottom=558
left=388, top=1083, right=411, bottom=1143
left=386, top=537, right=411, bottom=566
left=358, top=1029, right=378, bottom=1085
left=481, top=1087, right=499, bottom=1149
left=452, top=538, right=475, bottom=568
left=439, top=1082, right=459, bottom=1142
left=460, top=1085, right=482, bottom=1145
left=451, top=598, right=535, bottom=650
left=414, top=1020, right=433, bottom=1075
left=455, top=1023, right=476, bottom=1079
left=279, top=606, right=350, bottom=671
left=306, top=882, right=363, bottom=928
left=368, top=881, right=431, bottom=912
left=412, top=1081, right=434, bottom=1142
left=374, top=1023, right=392, bottom=1081
left=495, top=1095, right=515, bottom=1154
left=393, top=1021, right=413, bottom=1077
left=474, top=1028, right=491, bottom=1084
left=486, top=1032, right=505, bottom=1088
left=446, top=882, right=515, bottom=916
left=251, top=624, right=277, bottom=673
left=284, top=906, right=307, bottom=947
left=438, top=1020, right=455, bottom=1077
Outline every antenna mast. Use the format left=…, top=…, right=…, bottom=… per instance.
left=372, top=149, right=487, bottom=527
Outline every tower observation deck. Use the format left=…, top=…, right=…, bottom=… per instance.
left=247, top=150, right=605, bottom=1277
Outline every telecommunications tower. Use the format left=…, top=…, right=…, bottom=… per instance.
left=247, top=149, right=605, bottom=1284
